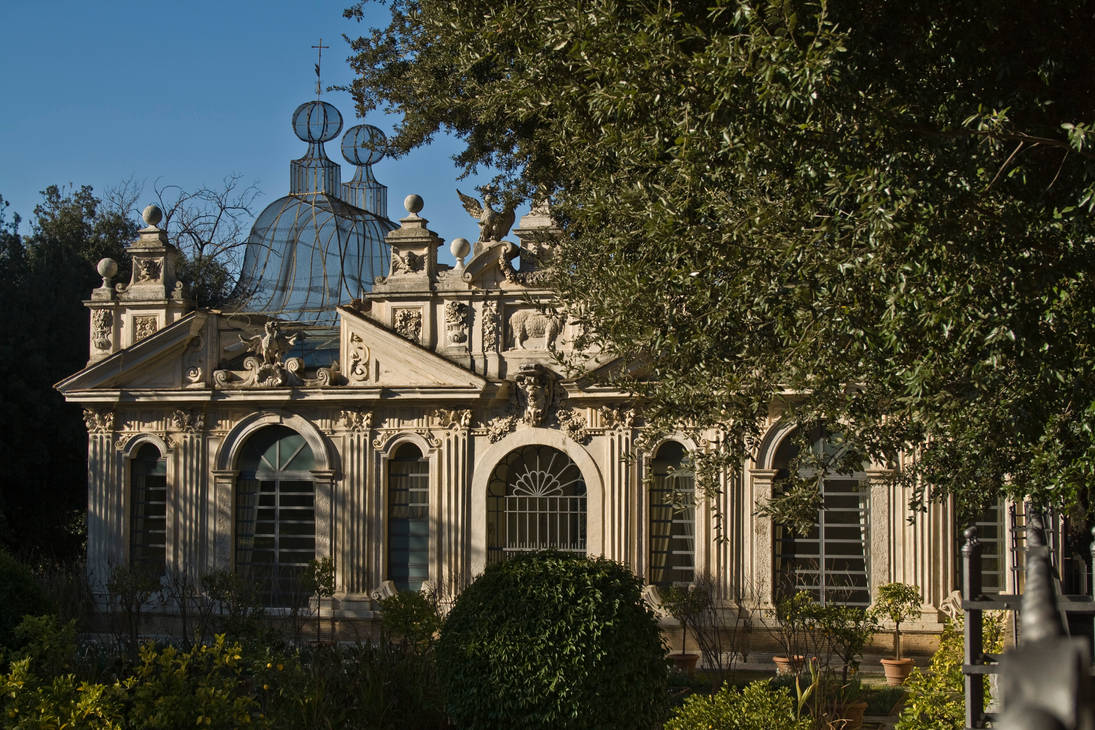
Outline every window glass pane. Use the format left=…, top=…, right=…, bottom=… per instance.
left=486, top=445, right=586, bottom=565
left=388, top=444, right=430, bottom=591
left=649, top=442, right=695, bottom=587
left=130, top=443, right=166, bottom=577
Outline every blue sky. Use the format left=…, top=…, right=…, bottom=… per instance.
left=0, top=0, right=511, bottom=259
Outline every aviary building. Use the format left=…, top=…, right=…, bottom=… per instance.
left=58, top=99, right=991, bottom=630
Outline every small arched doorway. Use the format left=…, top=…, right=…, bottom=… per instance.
left=235, top=425, right=316, bottom=606
left=486, top=445, right=586, bottom=565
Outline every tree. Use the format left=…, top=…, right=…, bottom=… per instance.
left=0, top=185, right=135, bottom=558
left=147, top=175, right=260, bottom=308
left=346, top=0, right=1095, bottom=523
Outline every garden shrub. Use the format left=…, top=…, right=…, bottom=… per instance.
left=437, top=551, right=668, bottom=729
left=378, top=590, right=443, bottom=652
left=664, top=680, right=811, bottom=730
left=0, top=550, right=50, bottom=651
left=896, top=612, right=1004, bottom=730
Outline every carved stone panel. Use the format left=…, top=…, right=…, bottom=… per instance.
left=393, top=309, right=422, bottom=342
left=445, top=301, right=469, bottom=346
left=348, top=332, right=371, bottom=383
left=482, top=301, right=500, bottom=353
left=134, top=315, right=159, bottom=341
left=91, top=309, right=112, bottom=350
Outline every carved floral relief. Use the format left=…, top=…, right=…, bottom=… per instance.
left=134, top=316, right=158, bottom=341
left=91, top=309, right=112, bottom=350
left=445, top=301, right=469, bottom=346
left=82, top=409, right=115, bottom=434
left=482, top=301, right=500, bottom=353
left=394, top=309, right=422, bottom=342
left=348, top=332, right=370, bottom=382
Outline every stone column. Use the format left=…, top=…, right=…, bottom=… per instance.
left=312, top=468, right=337, bottom=561
left=338, top=415, right=373, bottom=595
left=602, top=428, right=633, bottom=566
left=747, top=469, right=778, bottom=607
left=210, top=469, right=237, bottom=570
left=172, top=427, right=208, bottom=580
left=438, top=424, right=470, bottom=597
left=866, top=468, right=895, bottom=595
left=85, top=410, right=120, bottom=594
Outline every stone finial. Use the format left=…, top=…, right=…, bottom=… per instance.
left=96, top=257, right=118, bottom=288
left=404, top=194, right=424, bottom=217
left=451, top=237, right=470, bottom=266
left=142, top=204, right=163, bottom=229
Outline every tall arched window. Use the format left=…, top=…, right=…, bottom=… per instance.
left=649, top=441, right=695, bottom=587
left=235, top=425, right=315, bottom=606
left=130, top=443, right=166, bottom=577
left=772, top=427, right=870, bottom=606
left=388, top=443, right=430, bottom=591
left=486, top=445, right=586, bottom=565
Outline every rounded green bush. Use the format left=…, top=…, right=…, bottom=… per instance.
left=665, top=680, right=811, bottom=730
left=0, top=550, right=50, bottom=650
left=437, top=551, right=668, bottom=729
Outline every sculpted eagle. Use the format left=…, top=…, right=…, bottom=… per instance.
left=457, top=188, right=516, bottom=244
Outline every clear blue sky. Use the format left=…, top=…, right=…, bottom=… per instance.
left=0, top=0, right=512, bottom=258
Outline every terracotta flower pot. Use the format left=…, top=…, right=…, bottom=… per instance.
left=881, top=657, right=915, bottom=686
left=772, top=655, right=804, bottom=675
left=670, top=652, right=700, bottom=673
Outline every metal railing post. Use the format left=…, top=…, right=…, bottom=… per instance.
left=963, top=526, right=985, bottom=728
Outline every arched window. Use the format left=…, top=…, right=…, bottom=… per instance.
left=235, top=425, right=315, bottom=606
left=130, top=443, right=166, bottom=577
left=772, top=427, right=869, bottom=606
left=388, top=443, right=430, bottom=591
left=486, top=445, right=586, bottom=564
left=649, top=441, right=695, bottom=587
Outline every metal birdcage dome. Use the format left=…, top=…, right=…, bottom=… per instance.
left=228, top=103, right=394, bottom=326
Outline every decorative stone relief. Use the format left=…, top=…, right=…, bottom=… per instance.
left=135, top=258, right=162, bottom=282
left=390, top=250, right=425, bottom=276
left=171, top=409, right=205, bottom=433
left=213, top=320, right=343, bottom=388
left=482, top=301, right=500, bottom=353
left=600, top=405, right=636, bottom=431
left=445, top=301, right=469, bottom=345
left=184, top=336, right=204, bottom=384
left=431, top=408, right=472, bottom=430
left=393, top=309, right=422, bottom=342
left=514, top=364, right=553, bottom=426
left=341, top=409, right=373, bottom=432
left=134, top=316, right=158, bottom=341
left=486, top=415, right=517, bottom=443
left=508, top=309, right=564, bottom=350
left=556, top=408, right=590, bottom=444
left=82, top=409, right=114, bottom=434
left=416, top=429, right=441, bottom=448
left=348, top=332, right=370, bottom=382
left=91, top=309, right=112, bottom=350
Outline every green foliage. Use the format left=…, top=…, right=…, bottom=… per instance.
left=0, top=551, right=51, bottom=651
left=347, top=0, right=1095, bottom=519
left=378, top=590, right=442, bottom=652
left=437, top=551, right=668, bottom=729
left=0, top=186, right=135, bottom=559
left=664, top=680, right=811, bottom=730
left=11, top=615, right=78, bottom=678
left=871, top=582, right=922, bottom=660
left=896, top=613, right=1004, bottom=730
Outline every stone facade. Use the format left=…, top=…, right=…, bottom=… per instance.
left=58, top=158, right=992, bottom=634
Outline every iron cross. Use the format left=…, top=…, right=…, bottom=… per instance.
left=312, top=39, right=330, bottom=97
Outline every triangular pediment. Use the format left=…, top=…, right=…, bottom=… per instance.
left=338, top=306, right=488, bottom=390
left=55, top=313, right=210, bottom=393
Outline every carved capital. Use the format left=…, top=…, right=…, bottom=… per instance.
left=171, top=408, right=205, bottom=434
left=82, top=408, right=114, bottom=434
left=341, top=409, right=374, bottom=433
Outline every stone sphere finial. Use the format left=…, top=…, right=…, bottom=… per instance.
left=451, top=237, right=470, bottom=264
left=404, top=194, right=424, bottom=215
left=97, top=257, right=118, bottom=287
left=142, top=204, right=163, bottom=228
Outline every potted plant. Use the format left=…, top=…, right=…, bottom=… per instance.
left=870, top=582, right=922, bottom=686
left=815, top=603, right=877, bottom=729
left=661, top=584, right=703, bottom=673
left=770, top=590, right=818, bottom=675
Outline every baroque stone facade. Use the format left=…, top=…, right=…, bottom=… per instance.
left=58, top=112, right=979, bottom=635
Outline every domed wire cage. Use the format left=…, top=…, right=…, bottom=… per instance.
left=228, top=102, right=394, bottom=329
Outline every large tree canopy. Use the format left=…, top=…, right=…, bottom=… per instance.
left=346, top=0, right=1095, bottom=522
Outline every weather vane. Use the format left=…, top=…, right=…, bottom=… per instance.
left=312, top=38, right=329, bottom=98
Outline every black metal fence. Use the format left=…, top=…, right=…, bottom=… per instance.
left=962, top=514, right=1095, bottom=729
